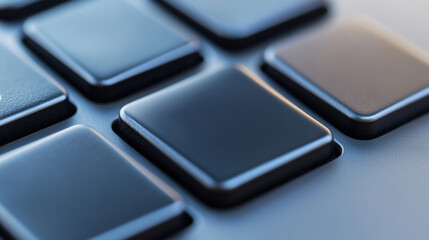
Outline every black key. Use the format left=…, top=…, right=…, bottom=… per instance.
left=0, top=126, right=190, bottom=240
left=23, top=0, right=202, bottom=102
left=0, top=0, right=68, bottom=20
left=263, top=17, right=429, bottom=139
left=117, top=66, right=335, bottom=208
left=0, top=44, right=73, bottom=146
left=158, top=0, right=326, bottom=49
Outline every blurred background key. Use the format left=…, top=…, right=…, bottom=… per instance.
left=0, top=0, right=68, bottom=20
left=158, top=0, right=327, bottom=49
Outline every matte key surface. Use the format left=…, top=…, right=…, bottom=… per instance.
left=0, top=126, right=189, bottom=240
left=264, top=17, right=429, bottom=139
left=24, top=0, right=201, bottom=102
left=0, top=44, right=73, bottom=145
left=0, top=0, right=68, bottom=19
left=118, top=66, right=334, bottom=207
left=159, top=0, right=326, bottom=48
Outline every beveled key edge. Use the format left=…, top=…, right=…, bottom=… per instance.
left=0, top=49, right=75, bottom=146
left=22, top=0, right=203, bottom=102
left=262, top=22, right=429, bottom=140
left=115, top=65, right=337, bottom=208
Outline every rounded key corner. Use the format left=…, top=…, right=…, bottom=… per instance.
left=22, top=20, right=38, bottom=36
left=154, top=198, right=189, bottom=220
left=263, top=46, right=297, bottom=71
left=192, top=174, right=242, bottom=198
left=331, top=139, right=344, bottom=158
left=23, top=15, right=58, bottom=39
left=204, top=25, right=260, bottom=46
left=119, top=105, right=139, bottom=127
left=180, top=173, right=256, bottom=208
left=340, top=122, right=381, bottom=140
left=185, top=35, right=202, bottom=49
left=263, top=47, right=280, bottom=64
left=345, top=111, right=381, bottom=124
left=65, top=124, right=96, bottom=134
left=262, top=52, right=301, bottom=82
left=321, top=130, right=335, bottom=144
left=58, top=94, right=77, bottom=112
left=198, top=185, right=246, bottom=209
left=324, top=134, right=340, bottom=160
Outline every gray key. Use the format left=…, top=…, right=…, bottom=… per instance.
left=23, top=0, right=201, bottom=102
left=264, top=17, right=429, bottom=139
left=117, top=66, right=335, bottom=208
left=0, top=126, right=190, bottom=240
left=0, top=44, right=73, bottom=145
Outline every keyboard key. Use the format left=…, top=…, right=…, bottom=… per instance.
left=0, top=0, right=68, bottom=20
left=23, top=0, right=202, bottom=102
left=117, top=66, right=335, bottom=207
left=158, top=0, right=327, bottom=49
left=264, top=17, right=429, bottom=139
left=0, top=45, right=73, bottom=146
left=0, top=126, right=190, bottom=240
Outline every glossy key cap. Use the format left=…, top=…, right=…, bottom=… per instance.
left=263, top=17, right=429, bottom=139
left=23, top=0, right=201, bottom=102
left=117, top=65, right=335, bottom=208
left=0, top=126, right=190, bottom=240
left=0, top=0, right=68, bottom=20
left=0, top=44, right=73, bottom=146
left=159, top=0, right=327, bottom=49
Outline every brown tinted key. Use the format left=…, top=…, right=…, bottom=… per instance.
left=264, top=17, right=429, bottom=139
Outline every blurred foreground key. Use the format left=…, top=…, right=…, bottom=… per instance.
left=0, top=126, right=190, bottom=240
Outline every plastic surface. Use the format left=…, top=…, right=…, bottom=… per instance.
left=118, top=66, right=334, bottom=207
left=0, top=0, right=429, bottom=239
left=264, top=17, right=429, bottom=139
left=24, top=0, right=201, bottom=101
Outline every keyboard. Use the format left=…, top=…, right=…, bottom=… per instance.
left=0, top=0, right=428, bottom=239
